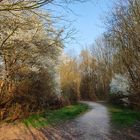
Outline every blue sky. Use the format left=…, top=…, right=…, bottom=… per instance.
left=46, top=0, right=114, bottom=55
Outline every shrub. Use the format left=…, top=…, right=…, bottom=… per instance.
left=109, top=74, right=130, bottom=106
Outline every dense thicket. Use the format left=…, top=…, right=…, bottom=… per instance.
left=0, top=0, right=92, bottom=121
left=105, top=0, right=140, bottom=108
left=59, top=55, right=80, bottom=104
left=0, top=5, right=64, bottom=120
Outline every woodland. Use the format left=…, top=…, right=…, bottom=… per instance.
left=0, top=1, right=140, bottom=137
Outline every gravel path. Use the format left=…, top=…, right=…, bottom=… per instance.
left=56, top=101, right=111, bottom=140
left=1, top=102, right=139, bottom=140
left=55, top=101, right=140, bottom=140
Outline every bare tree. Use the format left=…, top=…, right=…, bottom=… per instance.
left=79, top=49, right=98, bottom=100
left=59, top=55, right=80, bottom=104
left=90, top=37, right=114, bottom=99
left=0, top=0, right=89, bottom=11
left=105, top=0, right=140, bottom=108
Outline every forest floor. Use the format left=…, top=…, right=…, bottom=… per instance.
left=0, top=102, right=140, bottom=140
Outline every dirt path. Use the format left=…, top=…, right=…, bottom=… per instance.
left=55, top=101, right=140, bottom=140
left=1, top=102, right=139, bottom=140
left=56, top=101, right=111, bottom=140
left=1, top=101, right=112, bottom=140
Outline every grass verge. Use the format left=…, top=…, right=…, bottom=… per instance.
left=109, top=105, right=140, bottom=128
left=23, top=103, right=89, bottom=128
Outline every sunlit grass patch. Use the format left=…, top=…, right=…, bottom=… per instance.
left=23, top=103, right=89, bottom=128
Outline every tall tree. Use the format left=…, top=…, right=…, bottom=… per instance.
left=105, top=0, right=140, bottom=108
left=0, top=10, right=63, bottom=120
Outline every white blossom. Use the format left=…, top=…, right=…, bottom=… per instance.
left=110, top=74, right=130, bottom=95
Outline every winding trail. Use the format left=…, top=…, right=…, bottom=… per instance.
left=1, top=101, right=139, bottom=140
left=57, top=101, right=111, bottom=140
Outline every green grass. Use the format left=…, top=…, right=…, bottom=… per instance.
left=23, top=103, right=89, bottom=128
left=109, top=105, right=140, bottom=128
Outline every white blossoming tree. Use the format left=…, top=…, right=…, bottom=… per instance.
left=109, top=74, right=130, bottom=106
left=110, top=74, right=130, bottom=95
